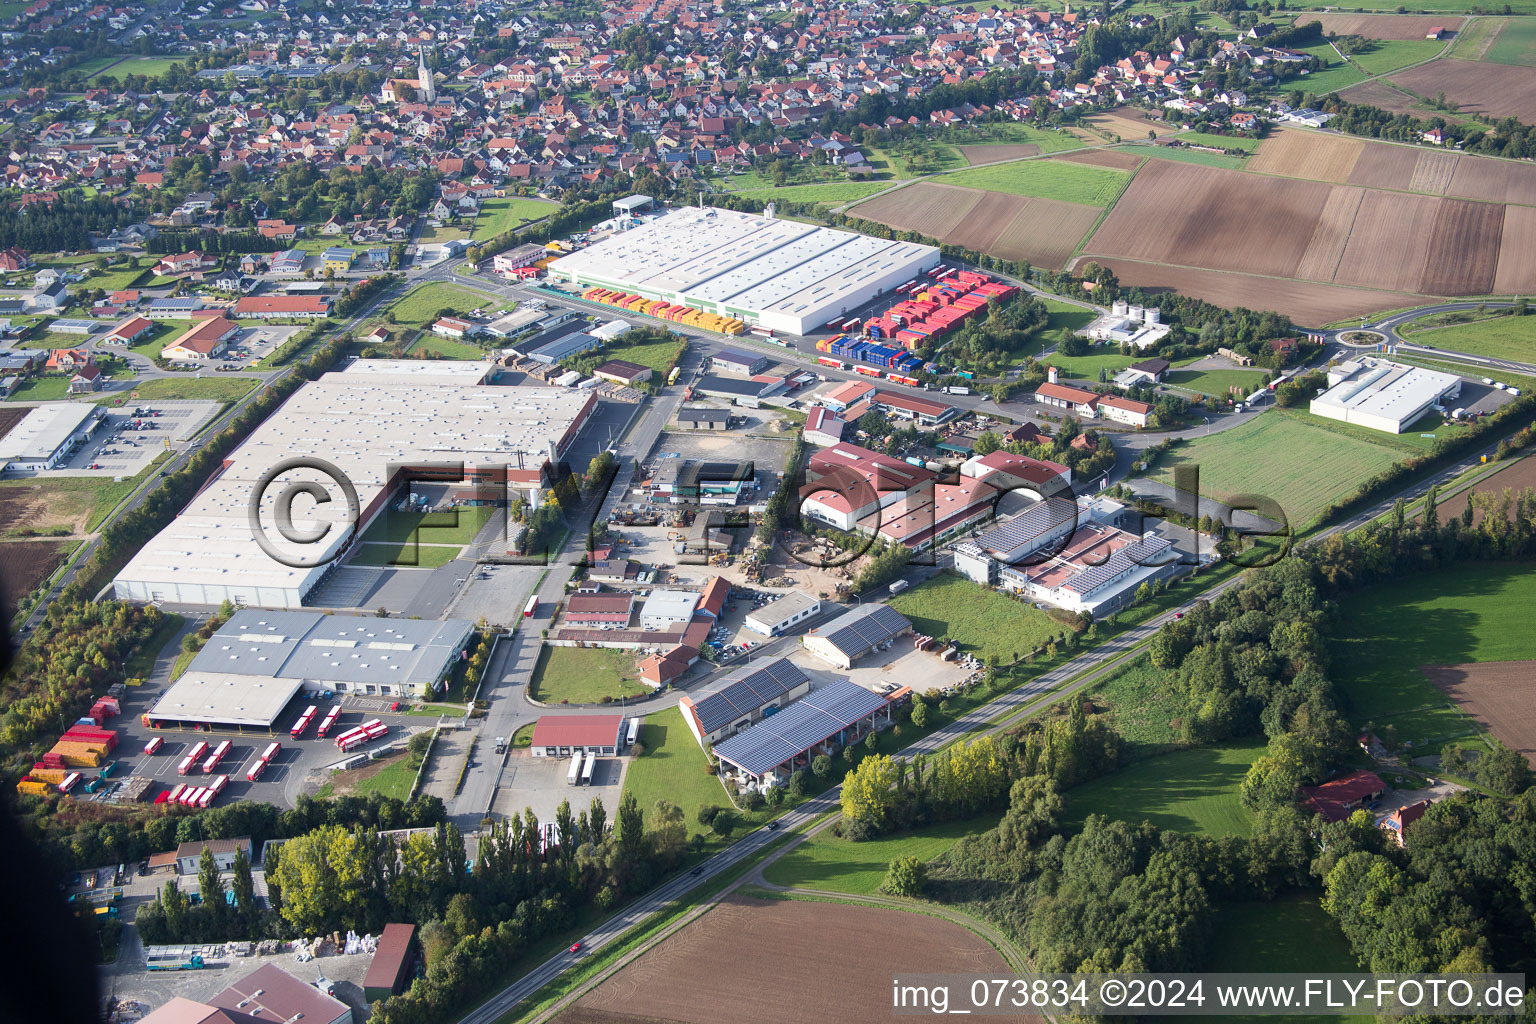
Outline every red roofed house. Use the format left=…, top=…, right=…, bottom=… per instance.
left=1381, top=799, right=1430, bottom=846
left=110, top=289, right=142, bottom=307
left=1301, top=769, right=1386, bottom=822
left=697, top=575, right=730, bottom=619
left=69, top=363, right=103, bottom=394
left=46, top=347, right=92, bottom=371
left=105, top=315, right=155, bottom=346
left=233, top=295, right=332, bottom=318
left=529, top=714, right=624, bottom=757
left=162, top=316, right=238, bottom=361
left=961, top=449, right=1074, bottom=488
left=804, top=405, right=847, bottom=447
left=0, top=247, right=31, bottom=271
left=1034, top=380, right=1153, bottom=427
left=155, top=250, right=217, bottom=276
left=563, top=592, right=634, bottom=627
left=639, top=645, right=696, bottom=688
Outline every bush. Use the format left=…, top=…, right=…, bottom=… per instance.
left=696, top=804, right=723, bottom=826
left=881, top=855, right=927, bottom=898
left=811, top=754, right=832, bottom=779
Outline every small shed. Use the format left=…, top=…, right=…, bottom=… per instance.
left=364, top=923, right=418, bottom=1002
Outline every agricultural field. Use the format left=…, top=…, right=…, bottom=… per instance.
left=1388, top=58, right=1536, bottom=125
left=561, top=896, right=1031, bottom=1024
left=957, top=143, right=1041, bottom=165
left=887, top=572, right=1066, bottom=664
left=731, top=181, right=894, bottom=206
left=946, top=120, right=1083, bottom=154
left=1422, top=661, right=1536, bottom=766
left=1347, top=38, right=1450, bottom=76
left=1154, top=410, right=1406, bottom=529
left=1331, top=564, right=1536, bottom=752
left=1085, top=107, right=1175, bottom=141
left=1400, top=311, right=1536, bottom=361
left=1080, top=153, right=1536, bottom=316
left=0, top=539, right=72, bottom=620
left=1163, top=366, right=1269, bottom=397
left=1084, top=259, right=1415, bottom=323
left=0, top=474, right=143, bottom=534
left=1294, top=41, right=1369, bottom=94
left=939, top=158, right=1132, bottom=207
left=470, top=196, right=557, bottom=240
left=386, top=282, right=495, bottom=326
left=1063, top=739, right=1264, bottom=837
left=1306, top=13, right=1462, bottom=39
left=848, top=182, right=1101, bottom=269
left=528, top=645, right=649, bottom=704
left=1483, top=17, right=1536, bottom=66
left=1435, top=450, right=1536, bottom=523
left=1114, top=143, right=1247, bottom=171
left=762, top=810, right=1004, bottom=894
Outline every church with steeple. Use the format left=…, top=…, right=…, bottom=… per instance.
left=379, top=47, right=436, bottom=104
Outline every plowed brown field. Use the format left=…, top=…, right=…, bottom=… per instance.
left=1419, top=199, right=1505, bottom=295
left=1295, top=187, right=1366, bottom=281
left=1347, top=140, right=1421, bottom=190
left=1495, top=205, right=1536, bottom=295
left=959, top=143, right=1040, bottom=165
left=849, top=182, right=980, bottom=239
left=1446, top=156, right=1536, bottom=207
left=1423, top=661, right=1536, bottom=767
left=1435, top=454, right=1536, bottom=524
left=1088, top=107, right=1171, bottom=140
left=1408, top=150, right=1460, bottom=194
left=1248, top=129, right=1362, bottom=182
left=1389, top=59, right=1536, bottom=124
left=0, top=540, right=69, bottom=620
left=561, top=894, right=1040, bottom=1024
left=1339, top=80, right=1427, bottom=118
left=1307, top=14, right=1461, bottom=38
left=1333, top=190, right=1437, bottom=292
left=848, top=181, right=1098, bottom=269
left=1081, top=259, right=1416, bottom=322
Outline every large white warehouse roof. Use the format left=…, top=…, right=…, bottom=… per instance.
left=113, top=362, right=595, bottom=608
left=546, top=207, right=939, bottom=335
left=1310, top=358, right=1461, bottom=434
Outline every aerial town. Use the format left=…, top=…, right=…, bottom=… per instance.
left=1, top=0, right=1535, bottom=1021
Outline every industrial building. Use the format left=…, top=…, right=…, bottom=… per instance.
left=679, top=656, right=811, bottom=746
left=529, top=714, right=625, bottom=757
left=712, top=679, right=903, bottom=790
left=998, top=522, right=1179, bottom=617
left=651, top=459, right=755, bottom=505
left=144, top=611, right=474, bottom=729
left=0, top=402, right=105, bottom=472
left=112, top=361, right=596, bottom=607
left=743, top=591, right=823, bottom=636
left=1310, top=358, right=1461, bottom=434
left=801, top=603, right=912, bottom=669
left=799, top=442, right=998, bottom=550
left=803, top=406, right=847, bottom=446
left=711, top=349, right=769, bottom=376
left=140, top=963, right=352, bottom=1024
left=545, top=206, right=940, bottom=335
left=162, top=316, right=238, bottom=361
left=1080, top=302, right=1171, bottom=349
left=518, top=330, right=603, bottom=364
left=639, top=589, right=702, bottom=631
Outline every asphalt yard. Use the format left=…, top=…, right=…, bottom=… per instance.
left=52, top=402, right=221, bottom=477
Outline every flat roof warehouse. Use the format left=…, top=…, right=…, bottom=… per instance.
left=112, top=360, right=598, bottom=608
left=545, top=206, right=940, bottom=336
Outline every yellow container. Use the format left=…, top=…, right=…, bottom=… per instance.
left=16, top=779, right=50, bottom=797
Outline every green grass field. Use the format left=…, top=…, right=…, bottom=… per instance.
left=624, top=706, right=741, bottom=840
left=317, top=751, right=419, bottom=801
left=1483, top=18, right=1536, bottom=65
left=1167, top=896, right=1367, bottom=1024
left=1177, top=131, right=1261, bottom=152
left=0, top=471, right=151, bottom=532
left=387, top=283, right=494, bottom=326
left=127, top=322, right=179, bottom=361
left=731, top=182, right=895, bottom=206
left=529, top=645, right=649, bottom=704
left=1165, top=367, right=1270, bottom=397
left=1040, top=298, right=1097, bottom=334
left=1041, top=349, right=1137, bottom=379
left=945, top=120, right=1085, bottom=154
left=4, top=378, right=72, bottom=402
left=1276, top=404, right=1462, bottom=453
left=407, top=335, right=486, bottom=360
left=1113, top=143, right=1248, bottom=170
left=938, top=159, right=1131, bottom=207
left=1296, top=41, right=1369, bottom=94
left=762, top=810, right=1005, bottom=894
left=595, top=335, right=685, bottom=374
left=1156, top=410, right=1405, bottom=529
left=471, top=196, right=557, bottom=240
left=1349, top=38, right=1447, bottom=75
left=360, top=504, right=496, bottom=546
left=1064, top=739, right=1265, bottom=837
left=1089, top=652, right=1189, bottom=757
left=887, top=572, right=1066, bottom=664
left=348, top=542, right=463, bottom=568
left=91, top=56, right=185, bottom=82
left=1332, top=563, right=1535, bottom=749
left=93, top=376, right=258, bottom=404
left=1401, top=312, right=1536, bottom=362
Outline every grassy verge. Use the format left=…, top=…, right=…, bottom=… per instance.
left=762, top=810, right=1004, bottom=894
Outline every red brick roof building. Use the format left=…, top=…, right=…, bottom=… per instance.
left=1301, top=769, right=1386, bottom=822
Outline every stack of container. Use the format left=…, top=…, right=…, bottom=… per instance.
left=865, top=273, right=1020, bottom=351
left=581, top=287, right=747, bottom=336
left=16, top=722, right=119, bottom=795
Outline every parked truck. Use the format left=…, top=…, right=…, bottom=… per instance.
left=888, top=579, right=910, bottom=596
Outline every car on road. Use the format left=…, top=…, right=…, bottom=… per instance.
left=690, top=866, right=704, bottom=876
left=766, top=820, right=781, bottom=831
left=387, top=701, right=401, bottom=712
left=568, top=942, right=583, bottom=954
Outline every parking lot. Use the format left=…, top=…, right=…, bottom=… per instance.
left=491, top=750, right=629, bottom=824
left=51, top=401, right=221, bottom=477
left=95, top=679, right=432, bottom=810
left=220, top=324, right=298, bottom=368
left=650, top=427, right=795, bottom=476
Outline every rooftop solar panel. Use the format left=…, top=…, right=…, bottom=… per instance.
left=690, top=657, right=808, bottom=734
left=712, top=680, right=890, bottom=776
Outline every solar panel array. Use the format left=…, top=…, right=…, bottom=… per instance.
left=975, top=496, right=1078, bottom=559
left=690, top=657, right=810, bottom=735
left=815, top=603, right=911, bottom=658
left=1062, top=534, right=1174, bottom=596
left=712, top=680, right=891, bottom=776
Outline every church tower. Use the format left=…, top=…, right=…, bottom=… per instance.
left=418, top=47, right=436, bottom=104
